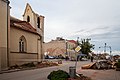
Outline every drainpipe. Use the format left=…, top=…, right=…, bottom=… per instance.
left=7, top=0, right=10, bottom=67
left=41, top=36, right=43, bottom=61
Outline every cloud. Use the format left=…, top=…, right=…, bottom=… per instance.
left=72, top=25, right=120, bottom=40
left=75, top=26, right=109, bottom=35
left=88, top=25, right=120, bottom=39
left=10, top=0, right=120, bottom=51
left=75, top=29, right=86, bottom=33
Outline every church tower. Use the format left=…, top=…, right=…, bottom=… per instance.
left=23, top=3, right=44, bottom=40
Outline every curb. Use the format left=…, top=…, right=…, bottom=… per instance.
left=0, top=64, right=60, bottom=74
left=0, top=67, right=37, bottom=74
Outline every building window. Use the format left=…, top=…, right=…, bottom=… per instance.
left=37, top=17, right=40, bottom=28
left=27, top=16, right=30, bottom=22
left=19, top=36, right=27, bottom=52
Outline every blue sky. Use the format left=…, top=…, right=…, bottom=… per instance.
left=10, top=0, right=120, bottom=54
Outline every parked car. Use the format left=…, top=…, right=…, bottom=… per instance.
left=45, top=55, right=55, bottom=59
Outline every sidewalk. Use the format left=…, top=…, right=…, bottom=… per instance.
left=0, top=60, right=67, bottom=74
left=0, top=67, right=38, bottom=74
left=77, top=69, right=120, bottom=80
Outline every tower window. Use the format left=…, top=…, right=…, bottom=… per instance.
left=19, top=36, right=27, bottom=52
left=37, top=17, right=40, bottom=28
left=27, top=16, right=30, bottom=22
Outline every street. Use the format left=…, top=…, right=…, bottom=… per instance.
left=0, top=60, right=120, bottom=80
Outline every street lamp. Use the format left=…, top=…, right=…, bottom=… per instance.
left=97, top=47, right=101, bottom=60
left=104, top=43, right=107, bottom=53
left=109, top=46, right=112, bottom=56
left=99, top=43, right=110, bottom=53
left=99, top=43, right=112, bottom=60
left=109, top=46, right=112, bottom=60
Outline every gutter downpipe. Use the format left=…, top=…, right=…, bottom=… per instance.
left=41, top=36, right=43, bottom=61
left=7, top=0, right=10, bottom=67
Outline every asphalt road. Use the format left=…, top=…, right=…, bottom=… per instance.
left=0, top=60, right=120, bottom=80
left=0, top=60, right=89, bottom=80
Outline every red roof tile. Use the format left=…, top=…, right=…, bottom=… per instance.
left=67, top=40, right=77, bottom=44
left=10, top=16, right=37, bottom=34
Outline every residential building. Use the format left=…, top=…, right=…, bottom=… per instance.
left=43, top=37, right=77, bottom=58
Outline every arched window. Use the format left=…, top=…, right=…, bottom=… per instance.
left=19, top=36, right=27, bottom=52
left=37, top=17, right=40, bottom=28
left=27, top=16, right=30, bottom=22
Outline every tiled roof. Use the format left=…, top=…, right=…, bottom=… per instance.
left=10, top=16, right=37, bottom=34
left=67, top=40, right=77, bottom=44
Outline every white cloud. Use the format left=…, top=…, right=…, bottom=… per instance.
left=10, top=0, right=120, bottom=51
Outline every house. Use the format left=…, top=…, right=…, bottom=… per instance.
left=0, top=0, right=44, bottom=70
left=43, top=37, right=77, bottom=58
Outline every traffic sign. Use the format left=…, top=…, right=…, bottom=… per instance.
left=75, top=46, right=81, bottom=52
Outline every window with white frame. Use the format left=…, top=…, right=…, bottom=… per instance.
left=19, top=36, right=27, bottom=52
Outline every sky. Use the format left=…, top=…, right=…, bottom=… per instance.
left=10, top=0, right=120, bottom=55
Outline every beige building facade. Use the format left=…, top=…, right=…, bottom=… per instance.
left=0, top=0, right=10, bottom=71
left=0, top=1, right=44, bottom=71
left=44, top=37, right=77, bottom=58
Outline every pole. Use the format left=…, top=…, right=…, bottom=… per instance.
left=75, top=37, right=79, bottom=68
left=98, top=47, right=101, bottom=61
left=66, top=40, right=68, bottom=55
left=7, top=0, right=10, bottom=67
left=75, top=52, right=78, bottom=68
left=104, top=43, right=106, bottom=53
left=109, top=46, right=112, bottom=60
left=109, top=46, right=111, bottom=56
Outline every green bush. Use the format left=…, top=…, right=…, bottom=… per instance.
left=47, top=70, right=70, bottom=80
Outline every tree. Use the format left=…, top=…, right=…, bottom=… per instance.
left=79, top=38, right=94, bottom=55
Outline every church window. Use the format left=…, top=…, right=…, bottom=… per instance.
left=19, top=36, right=27, bottom=52
left=27, top=16, right=30, bottom=22
left=37, top=17, right=40, bottom=28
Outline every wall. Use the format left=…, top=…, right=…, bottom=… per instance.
left=22, top=4, right=45, bottom=61
left=44, top=39, right=77, bottom=58
left=0, top=0, right=10, bottom=70
left=44, top=40, right=66, bottom=57
left=10, top=27, right=41, bottom=66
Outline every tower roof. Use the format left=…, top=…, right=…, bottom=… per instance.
left=2, top=0, right=10, bottom=4
left=23, top=3, right=35, bottom=16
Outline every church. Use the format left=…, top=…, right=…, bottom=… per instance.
left=0, top=0, right=44, bottom=71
